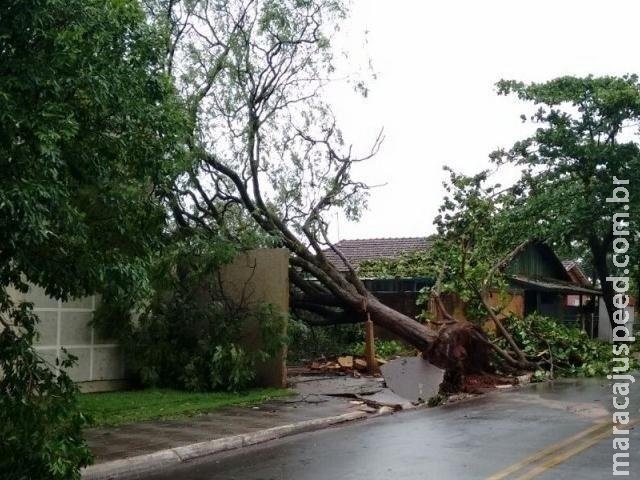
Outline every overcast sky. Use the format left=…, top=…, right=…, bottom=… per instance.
left=324, top=0, right=640, bottom=241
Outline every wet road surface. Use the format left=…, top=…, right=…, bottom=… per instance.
left=142, top=377, right=639, bottom=479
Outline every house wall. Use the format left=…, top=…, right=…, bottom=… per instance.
left=506, top=243, right=568, bottom=279
left=598, top=299, right=637, bottom=342
left=431, top=291, right=524, bottom=327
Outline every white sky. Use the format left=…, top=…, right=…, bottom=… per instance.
left=325, top=0, right=640, bottom=241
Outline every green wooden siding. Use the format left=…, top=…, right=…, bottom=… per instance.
left=506, top=244, right=568, bottom=280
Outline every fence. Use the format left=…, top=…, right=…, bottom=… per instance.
left=7, top=284, right=126, bottom=392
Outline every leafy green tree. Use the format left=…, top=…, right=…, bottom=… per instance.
left=360, top=166, right=625, bottom=376
left=1, top=0, right=187, bottom=299
left=493, top=76, right=640, bottom=326
left=1, top=0, right=186, bottom=477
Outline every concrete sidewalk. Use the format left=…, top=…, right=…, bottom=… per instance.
left=85, top=394, right=363, bottom=463
left=82, top=375, right=400, bottom=479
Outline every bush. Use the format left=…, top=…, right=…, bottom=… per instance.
left=349, top=338, right=414, bottom=360
left=113, top=286, right=286, bottom=393
left=499, top=314, right=638, bottom=377
left=0, top=298, right=92, bottom=480
left=286, top=319, right=364, bottom=363
left=286, top=319, right=414, bottom=362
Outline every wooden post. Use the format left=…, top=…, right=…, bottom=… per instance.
left=364, top=313, right=377, bottom=374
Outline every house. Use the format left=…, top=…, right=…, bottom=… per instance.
left=323, top=237, right=434, bottom=320
left=324, top=238, right=602, bottom=336
left=562, top=260, right=592, bottom=307
left=500, top=243, right=601, bottom=333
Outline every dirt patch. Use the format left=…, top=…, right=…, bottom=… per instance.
left=462, top=373, right=514, bottom=394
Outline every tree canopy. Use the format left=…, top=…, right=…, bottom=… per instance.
left=0, top=0, right=187, bottom=301
left=493, top=75, right=640, bottom=325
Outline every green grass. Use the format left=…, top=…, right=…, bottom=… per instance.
left=79, top=388, right=292, bottom=427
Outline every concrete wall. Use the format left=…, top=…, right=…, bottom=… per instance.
left=598, top=299, right=636, bottom=342
left=218, top=248, right=289, bottom=388
left=8, top=284, right=126, bottom=392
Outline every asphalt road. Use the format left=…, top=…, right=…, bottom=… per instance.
left=143, top=377, right=639, bottom=479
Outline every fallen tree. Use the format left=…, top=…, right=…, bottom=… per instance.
left=361, top=169, right=568, bottom=373
left=155, top=0, right=504, bottom=379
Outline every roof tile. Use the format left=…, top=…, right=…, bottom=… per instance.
left=323, top=237, right=432, bottom=272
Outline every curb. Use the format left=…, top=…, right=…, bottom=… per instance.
left=81, top=411, right=368, bottom=480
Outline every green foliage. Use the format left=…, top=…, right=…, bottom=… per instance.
left=349, top=339, right=414, bottom=360
left=92, top=225, right=286, bottom=393
left=286, top=318, right=364, bottom=362
left=105, top=259, right=288, bottom=392
left=287, top=318, right=413, bottom=362
left=358, top=248, right=436, bottom=279
left=0, top=297, right=92, bottom=480
left=123, top=298, right=286, bottom=392
left=0, top=0, right=188, bottom=300
left=427, top=393, right=446, bottom=407
left=1, top=1, right=188, bottom=476
left=361, top=169, right=529, bottom=323
left=79, top=388, right=291, bottom=427
left=498, top=314, right=637, bottom=377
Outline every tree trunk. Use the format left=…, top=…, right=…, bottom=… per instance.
left=363, top=294, right=436, bottom=352
left=356, top=294, right=492, bottom=374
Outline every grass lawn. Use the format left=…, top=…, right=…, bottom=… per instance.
left=79, top=387, right=292, bottom=427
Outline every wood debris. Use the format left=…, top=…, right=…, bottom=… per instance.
left=306, top=355, right=389, bottom=375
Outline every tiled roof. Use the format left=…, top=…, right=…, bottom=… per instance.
left=323, top=237, right=432, bottom=273
left=561, top=260, right=591, bottom=287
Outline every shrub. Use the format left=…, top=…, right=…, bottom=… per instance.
left=113, top=286, right=287, bottom=393
left=0, top=298, right=92, bottom=480
left=349, top=338, right=414, bottom=360
left=498, top=314, right=638, bottom=377
left=286, top=319, right=364, bottom=363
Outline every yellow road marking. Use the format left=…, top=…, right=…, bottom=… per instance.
left=515, top=426, right=613, bottom=479
left=485, top=422, right=610, bottom=480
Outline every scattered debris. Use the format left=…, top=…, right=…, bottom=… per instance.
left=282, top=394, right=330, bottom=405
left=305, top=355, right=388, bottom=375
left=355, top=405, right=378, bottom=414
left=380, top=357, right=445, bottom=403
left=377, top=406, right=394, bottom=415
left=462, top=373, right=514, bottom=393
left=516, top=373, right=533, bottom=385
left=290, top=356, right=520, bottom=416
left=354, top=390, right=412, bottom=411
left=354, top=359, right=368, bottom=371
left=337, top=356, right=354, bottom=369
left=447, top=393, right=475, bottom=403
